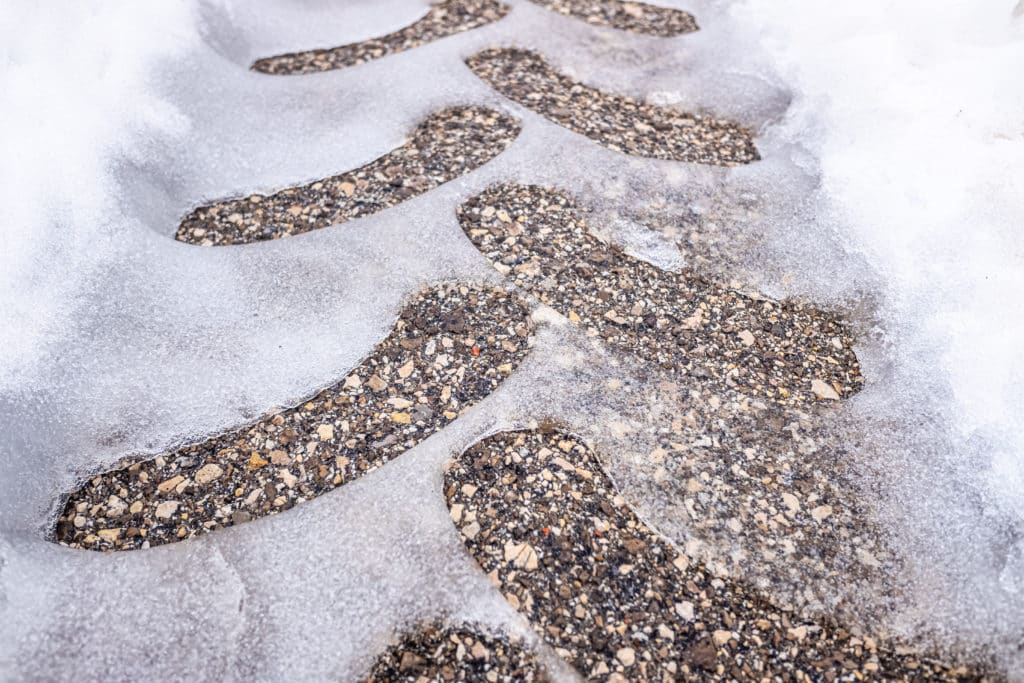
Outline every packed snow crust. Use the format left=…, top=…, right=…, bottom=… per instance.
left=1, top=0, right=1023, bottom=679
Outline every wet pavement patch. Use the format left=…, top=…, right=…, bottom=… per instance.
left=253, top=0, right=510, bottom=75
left=54, top=284, right=532, bottom=551
left=445, top=428, right=975, bottom=681
left=458, top=183, right=861, bottom=408
left=176, top=106, right=519, bottom=246
left=364, top=623, right=546, bottom=682
left=526, top=0, right=697, bottom=36
left=466, top=48, right=758, bottom=165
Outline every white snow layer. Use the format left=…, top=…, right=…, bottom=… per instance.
left=0, top=0, right=1022, bottom=680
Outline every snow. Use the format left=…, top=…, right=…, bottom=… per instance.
left=1, top=0, right=1023, bottom=679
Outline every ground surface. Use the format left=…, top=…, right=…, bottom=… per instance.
left=29, top=0, right=996, bottom=681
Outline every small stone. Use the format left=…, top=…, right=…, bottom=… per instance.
left=157, top=475, right=185, bottom=494
left=105, top=495, right=127, bottom=517
left=462, top=521, right=481, bottom=540
left=97, top=528, right=121, bottom=542
left=317, top=424, right=334, bottom=441
left=397, top=360, right=415, bottom=379
left=616, top=647, right=636, bottom=666
left=391, top=412, right=411, bottom=424
left=367, top=374, right=388, bottom=391
left=503, top=540, right=538, bottom=571
left=675, top=601, right=695, bottom=621
left=738, top=330, right=755, bottom=346
left=73, top=515, right=87, bottom=528
left=811, top=378, right=841, bottom=400
left=712, top=630, right=733, bottom=646
left=781, top=491, right=801, bottom=513
left=386, top=397, right=413, bottom=409
left=195, top=464, right=224, bottom=485
left=155, top=501, right=179, bottom=520
left=248, top=453, right=268, bottom=470
left=811, top=504, right=833, bottom=522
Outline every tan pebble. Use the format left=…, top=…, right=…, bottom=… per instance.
left=343, top=374, right=361, bottom=389
left=397, top=360, right=415, bottom=379
left=787, top=625, right=808, bottom=642
left=129, top=501, right=143, bottom=514
left=154, top=501, right=179, bottom=520
left=195, top=464, right=223, bottom=485
left=449, top=503, right=464, bottom=524
left=97, top=528, right=121, bottom=542
left=712, top=630, right=733, bottom=646
left=391, top=412, right=411, bottom=424
left=73, top=515, right=87, bottom=528
left=503, top=540, right=538, bottom=571
left=782, top=492, right=801, bottom=513
left=386, top=397, right=413, bottom=409
left=675, top=601, right=694, bottom=621
left=811, top=504, right=833, bottom=522
left=278, top=469, right=298, bottom=488
left=811, top=378, right=841, bottom=400
left=367, top=374, right=388, bottom=391
left=248, top=453, right=268, bottom=470
left=338, top=181, right=355, bottom=197
left=269, top=450, right=290, bottom=465
left=616, top=647, right=636, bottom=666
left=156, top=475, right=185, bottom=494
left=738, top=330, right=756, bottom=346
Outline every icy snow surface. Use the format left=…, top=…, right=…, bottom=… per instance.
left=1, top=0, right=1023, bottom=679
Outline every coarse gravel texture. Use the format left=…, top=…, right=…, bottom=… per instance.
left=54, top=284, right=533, bottom=551
left=176, top=106, right=519, bottom=246
left=445, top=428, right=979, bottom=682
left=364, top=623, right=547, bottom=682
left=466, top=48, right=758, bottom=165
left=457, top=183, right=861, bottom=409
left=526, top=0, right=697, bottom=36
left=252, top=0, right=511, bottom=75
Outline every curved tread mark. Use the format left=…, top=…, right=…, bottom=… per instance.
left=445, top=429, right=974, bottom=681
left=364, top=623, right=546, bottom=682
left=177, top=106, right=520, bottom=246
left=458, top=183, right=861, bottom=407
left=527, top=0, right=697, bottom=36
left=54, top=284, right=533, bottom=551
left=466, top=48, right=757, bottom=165
left=252, top=0, right=510, bottom=75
